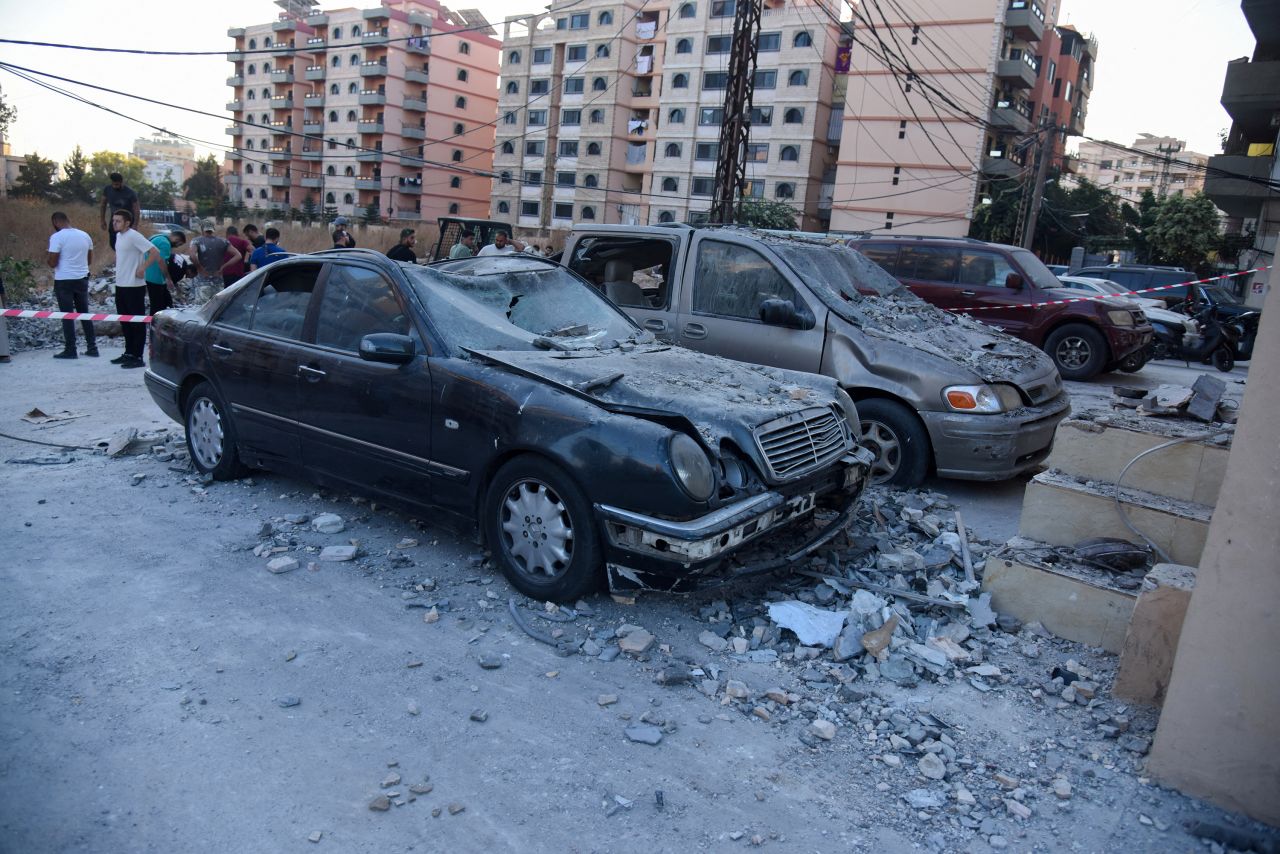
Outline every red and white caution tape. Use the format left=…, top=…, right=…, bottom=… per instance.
left=951, top=265, right=1272, bottom=312
left=1, top=309, right=152, bottom=323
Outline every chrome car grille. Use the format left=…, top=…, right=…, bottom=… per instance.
left=753, top=406, right=852, bottom=481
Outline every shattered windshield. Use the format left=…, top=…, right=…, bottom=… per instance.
left=772, top=242, right=907, bottom=300
left=404, top=256, right=640, bottom=353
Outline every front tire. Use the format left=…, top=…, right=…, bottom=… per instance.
left=184, top=381, right=247, bottom=480
left=1045, top=324, right=1108, bottom=381
left=855, top=398, right=930, bottom=488
left=1118, top=349, right=1147, bottom=373
left=484, top=456, right=603, bottom=602
left=1212, top=346, right=1234, bottom=373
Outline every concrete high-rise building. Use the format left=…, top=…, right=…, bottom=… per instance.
left=133, top=133, right=198, bottom=187
left=1028, top=24, right=1095, bottom=174
left=1072, top=134, right=1208, bottom=202
left=830, top=0, right=1067, bottom=237
left=491, top=0, right=842, bottom=238
left=223, top=0, right=499, bottom=222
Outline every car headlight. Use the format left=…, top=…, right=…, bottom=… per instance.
left=1107, top=309, right=1135, bottom=327
left=833, top=387, right=859, bottom=428
left=670, top=433, right=715, bottom=501
left=943, top=384, right=1022, bottom=413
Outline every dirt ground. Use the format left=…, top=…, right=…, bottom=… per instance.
left=0, top=338, right=1271, bottom=854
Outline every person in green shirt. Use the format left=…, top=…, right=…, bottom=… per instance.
left=145, top=228, right=185, bottom=315
left=448, top=230, right=476, bottom=259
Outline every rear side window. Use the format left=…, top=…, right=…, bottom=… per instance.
left=898, top=246, right=958, bottom=284
left=857, top=244, right=899, bottom=276
left=251, top=264, right=321, bottom=341
left=958, top=250, right=1017, bottom=288
left=215, top=281, right=259, bottom=329
left=314, top=265, right=410, bottom=352
left=693, top=240, right=805, bottom=320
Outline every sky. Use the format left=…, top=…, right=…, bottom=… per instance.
left=0, top=0, right=1258, bottom=168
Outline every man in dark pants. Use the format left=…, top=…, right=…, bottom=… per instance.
left=99, top=173, right=140, bottom=254
left=47, top=211, right=98, bottom=359
left=110, top=209, right=172, bottom=368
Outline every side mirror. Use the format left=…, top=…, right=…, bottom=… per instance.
left=359, top=333, right=416, bottom=364
left=1005, top=272, right=1024, bottom=290
left=760, top=298, right=816, bottom=330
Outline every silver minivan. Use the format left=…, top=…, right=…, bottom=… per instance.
left=562, top=225, right=1070, bottom=486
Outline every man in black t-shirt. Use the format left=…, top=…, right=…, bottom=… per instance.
left=99, top=172, right=140, bottom=253
left=386, top=228, right=417, bottom=263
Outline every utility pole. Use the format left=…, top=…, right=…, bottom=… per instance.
left=1155, top=140, right=1182, bottom=198
left=1019, top=119, right=1057, bottom=250
left=710, top=0, right=761, bottom=225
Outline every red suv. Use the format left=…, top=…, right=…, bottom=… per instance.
left=848, top=236, right=1153, bottom=381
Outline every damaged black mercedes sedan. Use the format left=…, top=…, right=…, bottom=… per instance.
left=144, top=250, right=873, bottom=601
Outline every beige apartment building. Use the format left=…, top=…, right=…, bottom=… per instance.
left=491, top=0, right=842, bottom=237
left=1072, top=134, right=1208, bottom=202
left=830, top=0, right=1058, bottom=237
left=132, top=133, right=198, bottom=187
left=224, top=0, right=499, bottom=223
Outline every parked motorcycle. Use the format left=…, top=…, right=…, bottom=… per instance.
left=1148, top=306, right=1242, bottom=373
left=1228, top=310, right=1261, bottom=362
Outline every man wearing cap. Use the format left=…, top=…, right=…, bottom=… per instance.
left=191, top=221, right=238, bottom=302
left=332, top=217, right=356, bottom=249
left=449, top=231, right=476, bottom=260
left=386, top=228, right=417, bottom=263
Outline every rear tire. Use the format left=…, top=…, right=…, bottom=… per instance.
left=184, top=381, right=248, bottom=480
left=1045, top=324, right=1108, bottom=381
left=1212, top=346, right=1234, bottom=373
left=855, top=398, right=930, bottom=488
left=484, top=456, right=603, bottom=602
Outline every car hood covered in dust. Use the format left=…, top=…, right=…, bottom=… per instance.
left=467, top=344, right=846, bottom=445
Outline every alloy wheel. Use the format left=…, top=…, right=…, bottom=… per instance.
left=858, top=419, right=901, bottom=484
left=499, top=480, right=574, bottom=578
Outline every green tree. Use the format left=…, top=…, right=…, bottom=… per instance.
left=0, top=84, right=16, bottom=139
left=1034, top=178, right=1126, bottom=260
left=969, top=178, right=1024, bottom=245
left=1145, top=192, right=1222, bottom=273
left=362, top=198, right=381, bottom=225
left=1122, top=189, right=1161, bottom=263
left=11, top=152, right=57, bottom=197
left=86, top=151, right=148, bottom=193
left=300, top=195, right=318, bottom=224
left=55, top=145, right=94, bottom=204
left=183, top=154, right=223, bottom=202
left=734, top=198, right=797, bottom=230
left=138, top=177, right=180, bottom=209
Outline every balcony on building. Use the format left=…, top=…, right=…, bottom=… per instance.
left=268, top=175, right=291, bottom=187
left=1059, top=153, right=1079, bottom=174
left=268, top=146, right=293, bottom=161
left=995, top=53, right=1037, bottom=89
left=406, top=34, right=429, bottom=55
left=362, top=7, right=389, bottom=21
left=636, top=12, right=658, bottom=40
left=305, top=65, right=325, bottom=81
left=401, top=124, right=426, bottom=140
left=304, top=93, right=325, bottom=108
left=982, top=147, right=1023, bottom=178
left=1004, top=1, right=1045, bottom=42
left=305, top=36, right=326, bottom=50
left=355, top=177, right=382, bottom=190
left=403, top=95, right=427, bottom=111
left=1066, top=105, right=1086, bottom=136
left=397, top=177, right=424, bottom=194
left=625, top=142, right=648, bottom=169
left=407, top=10, right=432, bottom=27
left=227, top=51, right=246, bottom=62
left=357, top=119, right=385, bottom=134
left=356, top=149, right=384, bottom=162
left=1204, top=152, right=1276, bottom=217
left=300, top=176, right=322, bottom=188
left=1221, top=58, right=1280, bottom=127
left=227, top=27, right=245, bottom=37
left=306, top=12, right=328, bottom=25
left=398, top=155, right=421, bottom=167
left=303, top=119, right=324, bottom=133
left=227, top=75, right=245, bottom=87
left=990, top=97, right=1033, bottom=133
left=226, top=150, right=243, bottom=161
left=227, top=99, right=243, bottom=112
left=405, top=67, right=429, bottom=84
left=270, top=94, right=294, bottom=108
left=358, top=89, right=387, bottom=105
left=226, top=125, right=243, bottom=136
left=300, top=147, right=323, bottom=160
left=360, top=60, right=388, bottom=78
left=362, top=28, right=390, bottom=46
left=272, top=17, right=295, bottom=32
left=271, top=68, right=295, bottom=83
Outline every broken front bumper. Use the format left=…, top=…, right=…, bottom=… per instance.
left=595, top=447, right=874, bottom=592
left=922, top=393, right=1071, bottom=481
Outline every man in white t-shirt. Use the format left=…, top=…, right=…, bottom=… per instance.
left=110, top=208, right=172, bottom=368
left=47, top=211, right=97, bottom=359
left=476, top=230, right=529, bottom=256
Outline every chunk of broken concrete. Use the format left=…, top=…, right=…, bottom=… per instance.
left=698, top=630, right=729, bottom=652
left=809, top=719, right=837, bottom=741
left=617, top=628, right=654, bottom=655
left=767, top=601, right=846, bottom=648
left=624, top=724, right=663, bottom=745
left=319, top=545, right=357, bottom=562
left=967, top=592, right=997, bottom=628
left=310, top=513, right=345, bottom=534
left=266, top=556, right=299, bottom=574
left=860, top=614, right=900, bottom=657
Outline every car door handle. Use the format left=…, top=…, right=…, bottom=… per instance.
left=643, top=318, right=667, bottom=332
left=211, top=343, right=234, bottom=354
left=960, top=290, right=978, bottom=297
left=682, top=322, right=707, bottom=340
left=298, top=365, right=326, bottom=380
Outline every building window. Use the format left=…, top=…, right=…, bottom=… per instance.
left=450, top=176, right=462, bottom=189
left=325, top=192, right=335, bottom=203
left=455, top=96, right=467, bottom=109
left=562, top=109, right=582, bottom=125
left=672, top=73, right=689, bottom=89
left=331, top=54, right=341, bottom=67
left=459, top=42, right=470, bottom=55
left=454, top=122, right=465, bottom=134
left=499, top=171, right=512, bottom=184
left=698, top=107, right=723, bottom=125
left=498, top=201, right=510, bottom=213
left=595, top=44, right=610, bottom=58
left=788, top=69, right=809, bottom=86
left=669, top=108, right=686, bottom=123
left=508, top=50, right=521, bottom=65
left=599, top=10, right=613, bottom=25
left=692, top=177, right=714, bottom=196
left=592, top=76, right=607, bottom=91
left=264, top=36, right=273, bottom=47
left=590, top=108, right=604, bottom=123
left=749, top=106, right=773, bottom=125
left=567, top=44, right=587, bottom=62
left=326, top=165, right=336, bottom=175
left=501, top=141, right=515, bottom=154
left=780, top=145, right=799, bottom=161
left=452, top=149, right=463, bottom=162
left=556, top=171, right=576, bottom=187
left=783, top=107, right=804, bottom=123
left=328, top=83, right=339, bottom=94
left=757, top=32, right=781, bottom=51
left=658, top=210, right=675, bottom=223
left=582, top=205, right=596, bottom=220
left=524, top=170, right=543, bottom=186
left=559, top=140, right=580, bottom=157
left=775, top=182, right=795, bottom=199
left=350, top=25, right=360, bottom=37
left=753, top=69, right=776, bottom=89
left=564, top=77, right=585, bottom=94
left=794, top=30, right=813, bottom=48
left=584, top=174, right=599, bottom=187
left=586, top=141, right=601, bottom=155
left=521, top=200, right=540, bottom=217
left=703, top=71, right=728, bottom=89
left=346, top=109, right=357, bottom=121
left=706, top=35, right=731, bottom=54
left=349, top=54, right=359, bottom=66
left=746, top=179, right=764, bottom=198
left=343, top=193, right=354, bottom=204
left=553, top=202, right=574, bottom=219
left=348, top=82, right=358, bottom=93
left=530, top=79, right=550, bottom=95
left=710, top=0, right=735, bottom=17
left=248, top=63, right=257, bottom=75
left=457, top=69, right=468, bottom=82
left=661, top=176, right=679, bottom=192
left=746, top=143, right=768, bottom=162
left=664, top=143, right=682, bottom=158
left=525, top=140, right=545, bottom=156
left=676, top=38, right=692, bottom=54
left=445, top=202, right=458, bottom=214
left=533, top=47, right=551, bottom=64
left=332, top=27, right=342, bottom=39
left=679, top=3, right=696, bottom=18
left=528, top=109, right=547, bottom=125
left=245, top=164, right=254, bottom=174
left=329, top=110, right=339, bottom=122
left=503, top=111, right=517, bottom=124
left=695, top=142, right=719, bottom=160
left=569, top=12, right=588, bottom=28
